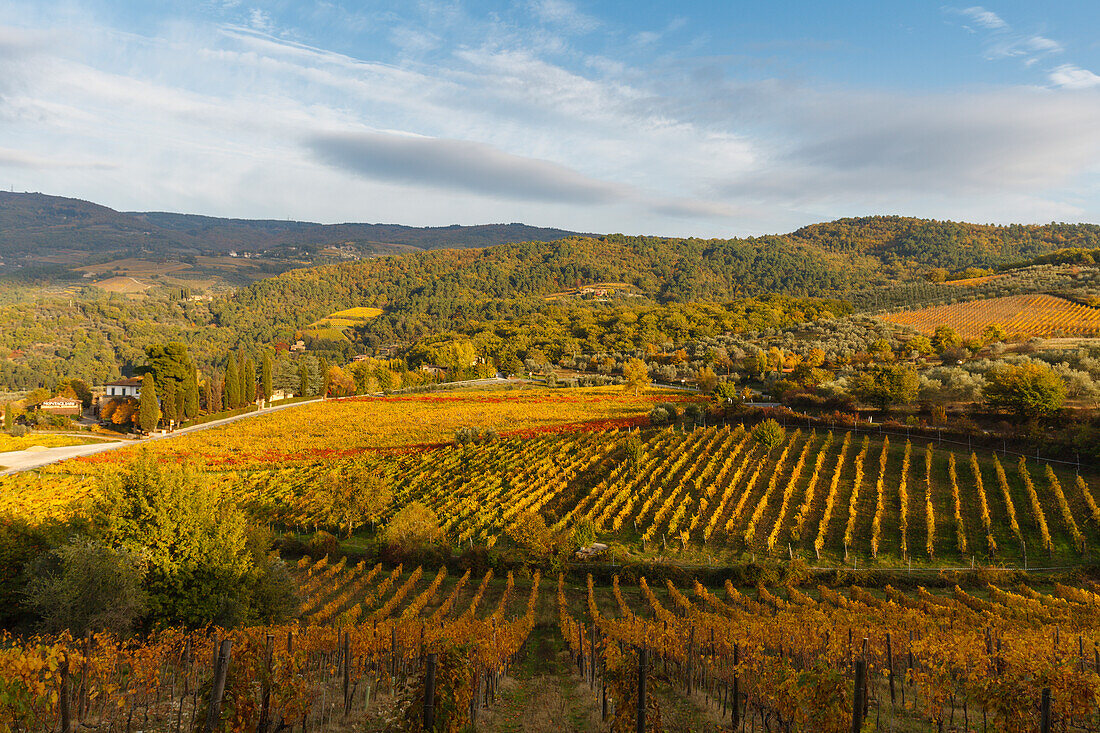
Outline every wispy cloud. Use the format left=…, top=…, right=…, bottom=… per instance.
left=0, top=3, right=1098, bottom=235
left=946, top=5, right=1100, bottom=90
left=959, top=6, right=1007, bottom=31
left=527, top=0, right=599, bottom=34
left=0, top=148, right=116, bottom=170
left=1049, top=64, right=1100, bottom=89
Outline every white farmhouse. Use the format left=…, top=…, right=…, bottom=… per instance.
left=103, top=377, right=143, bottom=399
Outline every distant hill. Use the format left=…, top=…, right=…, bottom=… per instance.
left=0, top=192, right=585, bottom=266
left=132, top=211, right=583, bottom=252
left=790, top=216, right=1100, bottom=273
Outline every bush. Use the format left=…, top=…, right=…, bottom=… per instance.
left=648, top=406, right=670, bottom=425
left=89, top=453, right=254, bottom=627
left=8, top=425, right=28, bottom=438
left=385, top=502, right=444, bottom=548
left=246, top=556, right=298, bottom=625
left=571, top=518, right=597, bottom=548
left=307, top=531, right=339, bottom=558
left=752, top=418, right=786, bottom=450
left=23, top=536, right=146, bottom=636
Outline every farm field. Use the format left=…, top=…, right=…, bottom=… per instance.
left=5, top=561, right=1100, bottom=732
left=6, top=416, right=1097, bottom=567
left=301, top=306, right=385, bottom=341
left=0, top=387, right=694, bottom=519
left=0, top=432, right=106, bottom=453
left=880, top=293, right=1100, bottom=338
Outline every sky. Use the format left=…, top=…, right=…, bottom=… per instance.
left=1, top=1, right=1099, bottom=237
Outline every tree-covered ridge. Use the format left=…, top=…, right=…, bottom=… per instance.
left=792, top=216, right=1100, bottom=273
left=0, top=192, right=582, bottom=260
left=211, top=234, right=864, bottom=344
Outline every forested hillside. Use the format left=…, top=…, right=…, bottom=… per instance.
left=792, top=216, right=1100, bottom=274
left=0, top=192, right=582, bottom=264
left=211, top=234, right=863, bottom=345
left=4, top=210, right=1100, bottom=390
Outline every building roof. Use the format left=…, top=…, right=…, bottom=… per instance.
left=105, top=377, right=143, bottom=387
left=41, top=397, right=82, bottom=406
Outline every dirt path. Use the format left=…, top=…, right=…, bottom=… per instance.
left=479, top=625, right=605, bottom=733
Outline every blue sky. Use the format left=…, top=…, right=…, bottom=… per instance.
left=1, top=1, right=1099, bottom=236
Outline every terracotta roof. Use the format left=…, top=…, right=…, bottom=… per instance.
left=41, top=397, right=82, bottom=406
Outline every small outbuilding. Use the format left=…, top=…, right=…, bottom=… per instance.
left=38, top=397, right=83, bottom=417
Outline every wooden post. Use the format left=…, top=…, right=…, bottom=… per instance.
left=258, top=634, right=274, bottom=733
left=686, top=626, right=695, bottom=695
left=590, top=624, right=597, bottom=689
left=1040, top=688, right=1051, bottom=733
left=202, top=639, right=232, bottom=733
left=182, top=637, right=192, bottom=696
left=577, top=623, right=585, bottom=677
left=637, top=648, right=647, bottom=733
left=732, top=643, right=740, bottom=729
left=392, top=624, right=398, bottom=682
left=886, top=632, right=895, bottom=706
left=852, top=659, right=865, bottom=733
left=77, top=633, right=90, bottom=723
left=60, top=652, right=72, bottom=733
left=343, top=631, right=352, bottom=716
left=423, top=653, right=437, bottom=731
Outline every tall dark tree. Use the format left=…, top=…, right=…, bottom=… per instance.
left=210, top=372, right=224, bottom=413
left=298, top=361, right=309, bottom=397
left=225, top=357, right=241, bottom=409
left=318, top=357, right=330, bottom=397
left=183, top=369, right=199, bottom=420
left=160, top=379, right=178, bottom=426
left=142, top=343, right=192, bottom=385
left=261, top=354, right=273, bottom=405
left=243, top=357, right=257, bottom=404
left=137, top=374, right=159, bottom=434
left=236, top=351, right=247, bottom=406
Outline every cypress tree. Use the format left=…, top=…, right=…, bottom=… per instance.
left=211, top=373, right=223, bottom=412
left=184, top=369, right=199, bottom=419
left=318, top=357, right=329, bottom=398
left=243, top=358, right=257, bottom=404
left=138, top=374, right=160, bottom=433
left=202, top=381, right=213, bottom=414
left=174, top=386, right=185, bottom=423
left=298, top=361, right=308, bottom=397
left=236, top=352, right=247, bottom=405
left=261, top=354, right=273, bottom=405
left=3, top=402, right=12, bottom=431
left=226, top=357, right=241, bottom=408
left=161, top=379, right=178, bottom=426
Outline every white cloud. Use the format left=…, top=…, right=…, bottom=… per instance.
left=0, top=147, right=115, bottom=170
left=1050, top=63, right=1100, bottom=89
left=248, top=8, right=273, bottom=33
left=0, top=6, right=1098, bottom=237
left=960, top=7, right=1007, bottom=30
left=527, top=0, right=599, bottom=33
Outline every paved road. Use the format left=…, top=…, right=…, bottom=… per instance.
left=0, top=398, right=321, bottom=476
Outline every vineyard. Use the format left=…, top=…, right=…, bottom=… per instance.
left=879, top=293, right=1100, bottom=338
left=83, top=386, right=686, bottom=465
left=6, top=566, right=1100, bottom=731
left=0, top=555, right=543, bottom=733
left=560, top=574, right=1100, bottom=732
left=4, top=423, right=1099, bottom=566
